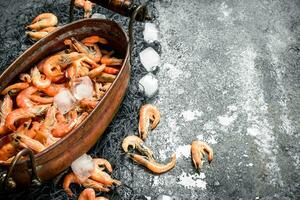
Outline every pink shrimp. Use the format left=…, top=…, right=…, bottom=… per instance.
left=51, top=110, right=78, bottom=137
left=31, top=67, right=51, bottom=89
left=16, top=86, right=38, bottom=108
left=42, top=84, right=65, bottom=96
left=0, top=95, right=13, bottom=135
left=26, top=13, right=58, bottom=31
left=5, top=104, right=50, bottom=131
left=1, top=83, right=30, bottom=95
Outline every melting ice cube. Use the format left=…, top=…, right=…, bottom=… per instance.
left=139, top=73, right=158, bottom=98
left=143, top=22, right=159, bottom=43
left=54, top=88, right=76, bottom=114
left=139, top=47, right=161, bottom=72
left=91, top=13, right=106, bottom=19
left=71, top=154, right=95, bottom=182
left=72, top=76, right=94, bottom=100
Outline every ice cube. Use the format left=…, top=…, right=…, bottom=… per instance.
left=91, top=13, right=106, bottom=19
left=139, top=47, right=161, bottom=72
left=139, top=73, right=158, bottom=98
left=71, top=154, right=95, bottom=182
left=72, top=76, right=94, bottom=100
left=54, top=88, right=76, bottom=114
left=143, top=23, right=159, bottom=43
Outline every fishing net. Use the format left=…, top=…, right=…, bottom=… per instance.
left=0, top=0, right=160, bottom=199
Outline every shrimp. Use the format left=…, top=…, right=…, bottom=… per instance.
left=78, top=188, right=108, bottom=200
left=79, top=99, right=98, bottom=110
left=0, top=142, right=18, bottom=162
left=74, top=0, right=94, bottom=18
left=14, top=133, right=45, bottom=153
left=81, top=35, right=109, bottom=46
left=138, top=104, right=160, bottom=141
left=0, top=95, right=13, bottom=135
left=31, top=67, right=51, bottom=89
left=51, top=110, right=78, bottom=137
left=128, top=153, right=176, bottom=174
left=26, top=27, right=57, bottom=41
left=67, top=37, right=101, bottom=63
left=103, top=67, right=119, bottom=75
left=90, top=160, right=121, bottom=186
left=122, top=135, right=155, bottom=160
left=30, top=94, right=54, bottom=104
left=26, top=121, right=41, bottom=138
left=75, top=112, right=89, bottom=127
left=26, top=13, right=58, bottom=31
left=191, top=140, right=213, bottom=170
left=1, top=82, right=29, bottom=95
left=88, top=64, right=106, bottom=79
left=5, top=104, right=50, bottom=131
left=42, top=84, right=65, bottom=96
left=93, top=158, right=113, bottom=173
left=100, top=55, right=123, bottom=66
left=42, top=52, right=83, bottom=80
left=19, top=73, right=31, bottom=83
left=16, top=86, right=37, bottom=108
left=34, top=106, right=59, bottom=146
left=63, top=172, right=109, bottom=197
left=95, top=73, right=116, bottom=83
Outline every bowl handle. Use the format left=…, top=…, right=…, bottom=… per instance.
left=0, top=148, right=41, bottom=190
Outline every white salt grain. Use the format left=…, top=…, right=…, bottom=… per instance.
left=139, top=47, right=161, bottom=72
left=71, top=154, right=95, bottom=182
left=143, top=22, right=159, bottom=43
left=54, top=88, right=76, bottom=114
left=139, top=73, right=158, bottom=98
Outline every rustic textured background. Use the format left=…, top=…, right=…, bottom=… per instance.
left=0, top=0, right=300, bottom=199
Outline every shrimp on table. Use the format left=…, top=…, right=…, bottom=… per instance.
left=78, top=188, right=108, bottom=200
left=63, top=172, right=109, bottom=197
left=138, top=104, right=160, bottom=140
left=26, top=27, right=57, bottom=41
left=74, top=0, right=95, bottom=18
left=26, top=13, right=58, bottom=31
left=0, top=95, right=13, bottom=135
left=191, top=140, right=213, bottom=170
left=122, top=135, right=155, bottom=160
left=128, top=153, right=176, bottom=174
left=5, top=104, right=50, bottom=131
left=1, top=82, right=29, bottom=95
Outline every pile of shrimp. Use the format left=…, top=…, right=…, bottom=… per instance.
left=0, top=35, right=123, bottom=164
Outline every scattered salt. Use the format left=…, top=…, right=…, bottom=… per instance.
left=217, top=114, right=236, bottom=126
left=139, top=73, right=159, bottom=98
left=143, top=23, right=159, bottom=43
left=177, top=171, right=206, bottom=189
left=139, top=47, right=161, bottom=72
left=156, top=195, right=172, bottom=200
left=181, top=110, right=202, bottom=121
left=71, top=154, right=95, bottom=182
left=72, top=76, right=93, bottom=100
left=175, top=145, right=191, bottom=158
left=54, top=88, right=76, bottom=114
left=91, top=13, right=106, bottom=19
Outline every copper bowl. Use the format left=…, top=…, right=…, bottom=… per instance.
left=0, top=18, right=130, bottom=187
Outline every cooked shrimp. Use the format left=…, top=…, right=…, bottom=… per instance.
left=82, top=178, right=110, bottom=193
left=0, top=142, right=18, bottom=162
left=51, top=110, right=78, bottom=137
left=19, top=73, right=31, bottom=83
left=81, top=35, right=109, bottom=46
left=42, top=84, right=65, bottom=96
left=26, top=13, right=58, bottom=31
left=138, top=104, right=160, bottom=140
left=30, top=94, right=54, bottom=104
left=26, top=27, right=57, bottom=40
left=1, top=82, right=29, bottom=95
left=88, top=64, right=106, bottom=79
left=75, top=112, right=89, bottom=127
left=0, top=95, right=13, bottom=135
left=79, top=98, right=98, bottom=110
left=14, top=133, right=46, bottom=153
left=5, top=104, right=50, bottom=131
left=93, top=158, right=113, bottom=173
left=103, top=67, right=119, bottom=75
left=16, top=86, right=37, bottom=108
left=122, top=135, right=155, bottom=160
left=42, top=52, right=83, bottom=80
left=75, top=0, right=94, bottom=18
left=78, top=188, right=109, bottom=200
left=100, top=56, right=123, bottom=66
left=63, top=172, right=81, bottom=197
left=31, top=67, right=51, bottom=89
left=90, top=163, right=121, bottom=186
left=95, top=73, right=116, bottom=83
left=191, top=140, right=213, bottom=170
left=128, top=153, right=176, bottom=174
left=26, top=121, right=41, bottom=138
left=68, top=37, right=101, bottom=63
